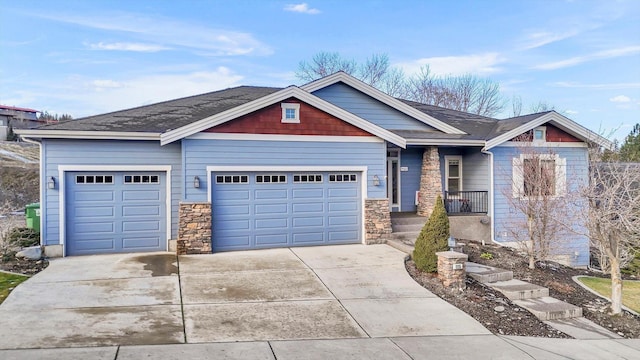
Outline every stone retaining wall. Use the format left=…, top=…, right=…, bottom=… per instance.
left=365, top=198, right=392, bottom=244
left=177, top=202, right=212, bottom=254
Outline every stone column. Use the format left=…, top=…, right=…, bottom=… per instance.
left=436, top=251, right=468, bottom=290
left=364, top=198, right=392, bottom=244
left=177, top=202, right=212, bottom=255
left=417, top=146, right=442, bottom=217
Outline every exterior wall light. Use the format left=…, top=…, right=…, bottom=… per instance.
left=194, top=176, right=200, bottom=188
left=372, top=175, right=380, bottom=186
left=47, top=176, right=56, bottom=189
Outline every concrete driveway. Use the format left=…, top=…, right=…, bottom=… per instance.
left=0, top=244, right=489, bottom=349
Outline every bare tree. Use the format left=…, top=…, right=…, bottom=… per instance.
left=296, top=52, right=358, bottom=81
left=511, top=95, right=523, bottom=117
left=529, top=101, right=555, bottom=113
left=579, top=159, right=640, bottom=314
left=501, top=134, right=575, bottom=269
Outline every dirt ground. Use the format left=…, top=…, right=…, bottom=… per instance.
left=407, top=241, right=640, bottom=339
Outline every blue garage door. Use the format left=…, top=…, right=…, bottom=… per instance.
left=65, top=172, right=167, bottom=256
left=212, top=171, right=361, bottom=251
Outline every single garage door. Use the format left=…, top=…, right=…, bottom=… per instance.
left=212, top=171, right=361, bottom=251
left=65, top=172, right=167, bottom=256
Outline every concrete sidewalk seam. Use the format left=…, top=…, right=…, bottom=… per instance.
left=176, top=253, right=188, bottom=344
left=387, top=337, right=416, bottom=360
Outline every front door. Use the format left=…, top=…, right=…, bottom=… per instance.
left=387, top=149, right=400, bottom=211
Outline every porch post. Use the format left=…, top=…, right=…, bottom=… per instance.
left=417, top=146, right=442, bottom=217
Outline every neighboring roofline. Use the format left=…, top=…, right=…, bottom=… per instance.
left=300, top=72, right=467, bottom=135
left=0, top=105, right=39, bottom=113
left=14, top=129, right=161, bottom=141
left=405, top=139, right=486, bottom=146
left=160, top=86, right=407, bottom=148
left=484, top=111, right=614, bottom=150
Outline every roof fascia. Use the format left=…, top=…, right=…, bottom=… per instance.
left=160, top=86, right=406, bottom=148
left=484, top=111, right=614, bottom=150
left=300, top=72, right=467, bottom=135
left=406, top=139, right=486, bottom=146
left=14, top=129, right=161, bottom=141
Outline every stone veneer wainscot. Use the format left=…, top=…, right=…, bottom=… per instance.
left=177, top=202, right=212, bottom=254
left=364, top=198, right=392, bottom=244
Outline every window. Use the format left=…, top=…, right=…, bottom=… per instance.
left=215, top=175, right=248, bottom=184
left=124, top=174, right=160, bottom=184
left=513, top=154, right=566, bottom=198
left=329, top=174, right=357, bottom=182
left=281, top=103, right=300, bottom=123
left=445, top=156, right=462, bottom=193
left=76, top=175, right=114, bottom=184
left=293, top=174, right=323, bottom=183
left=533, top=126, right=546, bottom=142
left=256, top=175, right=287, bottom=183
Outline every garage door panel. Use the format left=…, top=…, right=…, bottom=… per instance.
left=66, top=171, right=166, bottom=255
left=213, top=171, right=361, bottom=252
left=75, top=191, right=114, bottom=202
left=122, top=205, right=160, bottom=217
left=292, top=202, right=323, bottom=213
left=122, top=236, right=161, bottom=249
left=255, top=189, right=288, bottom=199
left=74, top=206, right=115, bottom=218
left=122, top=190, right=160, bottom=201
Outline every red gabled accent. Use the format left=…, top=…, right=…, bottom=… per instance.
left=545, top=124, right=581, bottom=142
left=203, top=97, right=372, bottom=136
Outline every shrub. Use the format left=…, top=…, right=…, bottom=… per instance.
left=5, top=227, right=39, bottom=248
left=413, top=195, right=450, bottom=272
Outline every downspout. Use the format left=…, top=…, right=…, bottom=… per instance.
left=19, top=136, right=44, bottom=248
left=481, top=147, right=500, bottom=245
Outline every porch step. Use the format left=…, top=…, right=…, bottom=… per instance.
left=488, top=279, right=549, bottom=300
left=390, top=214, right=427, bottom=226
left=388, top=231, right=420, bottom=244
left=391, top=223, right=424, bottom=233
left=465, top=262, right=513, bottom=283
left=513, top=297, right=583, bottom=321
left=386, top=238, right=414, bottom=255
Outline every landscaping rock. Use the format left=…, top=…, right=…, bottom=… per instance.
left=15, top=246, right=42, bottom=260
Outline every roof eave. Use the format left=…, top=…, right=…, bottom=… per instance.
left=15, top=129, right=162, bottom=141
left=406, top=139, right=486, bottom=146
left=300, top=72, right=467, bottom=135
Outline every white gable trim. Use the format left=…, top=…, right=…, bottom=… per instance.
left=16, top=129, right=161, bottom=141
left=188, top=133, right=383, bottom=143
left=484, top=111, right=613, bottom=150
left=160, top=86, right=406, bottom=148
left=300, top=72, right=467, bottom=135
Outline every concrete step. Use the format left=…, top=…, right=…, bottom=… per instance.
left=390, top=215, right=427, bottom=226
left=488, top=279, right=549, bottom=300
left=388, top=231, right=419, bottom=243
left=386, top=238, right=414, bottom=255
left=391, top=223, right=424, bottom=233
left=544, top=317, right=623, bottom=340
left=466, top=262, right=513, bottom=283
left=513, top=297, right=583, bottom=321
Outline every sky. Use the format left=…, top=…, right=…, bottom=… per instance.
left=1, top=0, right=638, bottom=141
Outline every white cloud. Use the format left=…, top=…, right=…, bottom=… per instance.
left=565, top=110, right=579, bottom=115
left=88, top=42, right=170, bottom=52
left=534, top=45, right=640, bottom=70
left=552, top=81, right=640, bottom=89
left=397, top=53, right=505, bottom=76
left=520, top=30, right=580, bottom=50
left=284, top=3, right=321, bottom=14
left=610, top=95, right=631, bottom=103
left=35, top=12, right=272, bottom=56
left=91, top=79, right=123, bottom=89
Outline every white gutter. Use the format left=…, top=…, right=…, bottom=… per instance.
left=14, top=129, right=161, bottom=141
left=19, top=136, right=44, bottom=248
left=481, top=148, right=500, bottom=246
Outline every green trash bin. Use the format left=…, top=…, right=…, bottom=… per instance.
left=25, top=202, right=40, bottom=233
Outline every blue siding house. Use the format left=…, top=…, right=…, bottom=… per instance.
left=16, top=72, right=611, bottom=266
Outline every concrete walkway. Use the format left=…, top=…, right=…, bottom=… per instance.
left=1, top=244, right=639, bottom=359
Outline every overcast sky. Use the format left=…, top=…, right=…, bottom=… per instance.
left=1, top=0, right=638, bottom=141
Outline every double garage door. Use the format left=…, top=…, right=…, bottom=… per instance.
left=212, top=171, right=362, bottom=251
left=65, top=172, right=167, bottom=256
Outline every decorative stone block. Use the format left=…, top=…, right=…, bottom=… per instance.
left=417, top=146, right=442, bottom=218
left=436, top=251, right=468, bottom=290
left=364, top=198, right=392, bottom=244
left=177, top=202, right=212, bottom=255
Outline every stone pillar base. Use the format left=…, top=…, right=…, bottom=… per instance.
left=364, top=198, right=392, bottom=244
left=177, top=202, right=212, bottom=255
left=436, top=251, right=468, bottom=290
left=417, top=146, right=442, bottom=217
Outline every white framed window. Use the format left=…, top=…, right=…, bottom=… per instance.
left=293, top=174, right=323, bottom=183
left=256, top=174, right=287, bottom=183
left=281, top=103, right=300, bottom=123
left=76, top=175, right=114, bottom=184
left=329, top=174, right=357, bottom=182
left=445, top=156, right=462, bottom=193
left=533, top=126, right=546, bottom=142
left=215, top=175, right=248, bottom=184
left=512, top=153, right=566, bottom=199
left=124, top=174, right=160, bottom=184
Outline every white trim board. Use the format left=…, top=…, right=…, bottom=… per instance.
left=497, top=141, right=588, bottom=148
left=300, top=72, right=467, bottom=135
left=160, top=86, right=406, bottom=148
left=206, top=165, right=370, bottom=245
left=188, top=133, right=384, bottom=143
left=16, top=129, right=161, bottom=141
left=57, top=165, right=172, bottom=257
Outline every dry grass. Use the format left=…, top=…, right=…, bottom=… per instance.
left=0, top=141, right=39, bottom=166
left=0, top=272, right=28, bottom=304
left=578, top=277, right=640, bottom=313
